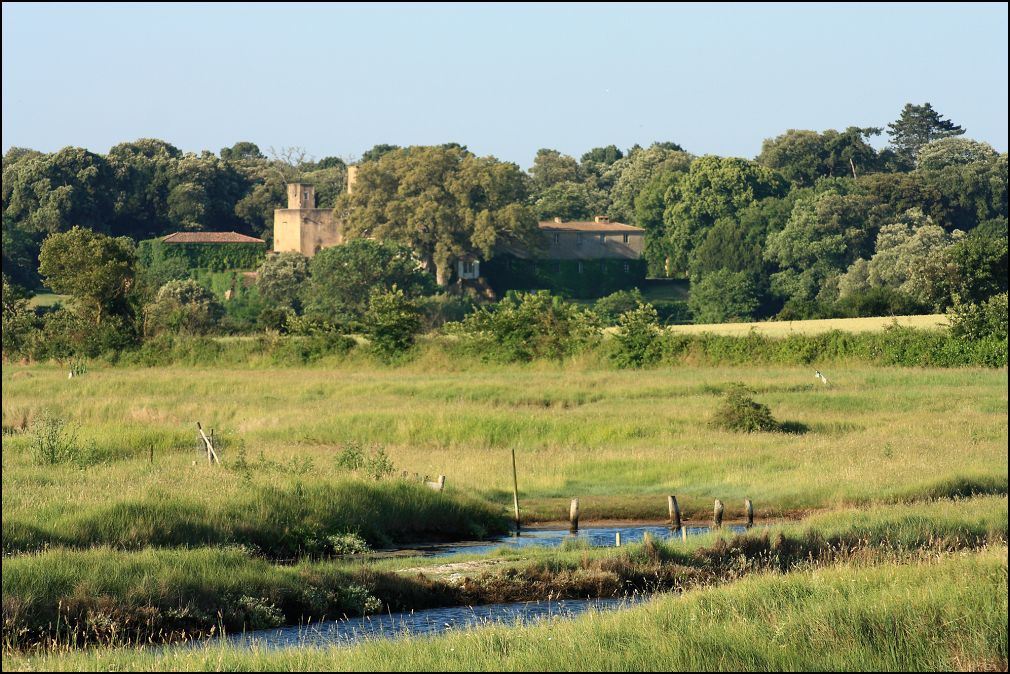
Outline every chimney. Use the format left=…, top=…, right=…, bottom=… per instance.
left=553, top=216, right=563, bottom=223
left=594, top=215, right=610, bottom=224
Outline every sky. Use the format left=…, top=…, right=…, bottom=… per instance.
left=3, top=2, right=1008, bottom=168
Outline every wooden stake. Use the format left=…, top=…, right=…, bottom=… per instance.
left=511, top=448, right=521, bottom=534
left=569, top=498, right=580, bottom=533
left=745, top=498, right=754, bottom=528
left=668, top=495, right=681, bottom=530
left=149, top=446, right=153, bottom=464
left=196, top=422, right=219, bottom=465
left=615, top=531, right=621, bottom=547
left=713, top=499, right=724, bottom=528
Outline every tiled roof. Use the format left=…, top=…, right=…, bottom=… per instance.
left=162, top=231, right=266, bottom=244
left=538, top=221, right=644, bottom=233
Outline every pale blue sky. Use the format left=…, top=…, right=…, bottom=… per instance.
left=3, top=2, right=1007, bottom=168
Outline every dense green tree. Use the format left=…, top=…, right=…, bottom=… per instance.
left=532, top=181, right=608, bottom=221
left=529, top=149, right=580, bottom=191
left=916, top=137, right=999, bottom=171
left=315, top=156, right=347, bottom=170
left=220, top=142, right=265, bottom=161
left=665, top=156, right=788, bottom=275
left=580, top=145, right=624, bottom=166
left=359, top=144, right=401, bottom=163
left=256, top=252, right=309, bottom=312
left=37, top=226, right=136, bottom=325
left=688, top=269, right=760, bottom=324
left=144, top=279, right=224, bottom=336
left=338, top=145, right=540, bottom=284
left=302, top=239, right=435, bottom=325
left=758, top=127, right=881, bottom=185
left=606, top=143, right=692, bottom=224
left=887, top=102, right=965, bottom=169
left=837, top=209, right=960, bottom=309
left=765, top=188, right=882, bottom=304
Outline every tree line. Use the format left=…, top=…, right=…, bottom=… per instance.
left=2, top=102, right=1007, bottom=347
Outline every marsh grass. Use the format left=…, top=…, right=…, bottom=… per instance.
left=5, top=545, right=1006, bottom=671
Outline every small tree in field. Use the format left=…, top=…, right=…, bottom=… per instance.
left=363, top=286, right=421, bottom=359
left=144, top=279, right=224, bottom=336
left=611, top=303, right=663, bottom=368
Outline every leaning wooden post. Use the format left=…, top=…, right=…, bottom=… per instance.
left=668, top=495, right=682, bottom=531
left=196, top=422, right=219, bottom=465
left=745, top=498, right=754, bottom=528
left=569, top=498, right=580, bottom=533
left=615, top=531, right=621, bottom=547
left=713, top=499, right=724, bottom=528
left=511, top=448, right=521, bottom=534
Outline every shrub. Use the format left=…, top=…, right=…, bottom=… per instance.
left=610, top=303, right=663, bottom=368
left=448, top=290, right=600, bottom=362
left=594, top=289, right=646, bottom=325
left=947, top=292, right=1008, bottom=341
left=689, top=270, right=761, bottom=324
left=709, top=383, right=782, bottom=433
left=144, top=280, right=224, bottom=336
left=256, top=252, right=309, bottom=312
left=363, top=286, right=422, bottom=359
left=29, top=412, right=81, bottom=465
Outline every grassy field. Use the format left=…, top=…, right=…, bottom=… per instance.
left=3, top=362, right=1006, bottom=534
left=2, top=356, right=1006, bottom=667
left=665, top=314, right=948, bottom=336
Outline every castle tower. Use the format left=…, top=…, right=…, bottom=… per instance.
left=287, top=183, right=316, bottom=209
left=273, top=182, right=342, bottom=257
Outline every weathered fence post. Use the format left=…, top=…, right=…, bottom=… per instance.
left=149, top=446, right=154, bottom=464
left=569, top=498, right=580, bottom=533
left=511, top=448, right=521, bottom=534
left=668, top=495, right=682, bottom=531
left=713, top=499, right=724, bottom=528
left=437, top=475, right=445, bottom=491
left=615, top=531, right=621, bottom=547
left=745, top=498, right=754, bottom=528
left=196, top=422, right=219, bottom=465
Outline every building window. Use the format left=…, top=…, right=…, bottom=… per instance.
left=462, top=261, right=475, bottom=275
left=578, top=262, right=584, bottom=274
left=576, top=234, right=583, bottom=247
left=623, top=234, right=629, bottom=244
left=553, top=233, right=560, bottom=246
left=624, top=262, right=630, bottom=273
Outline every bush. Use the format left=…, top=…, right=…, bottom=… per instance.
left=144, top=280, right=224, bottom=336
left=594, top=289, right=645, bottom=325
left=610, top=303, right=663, bottom=368
left=29, top=412, right=82, bottom=465
left=709, top=383, right=782, bottom=433
left=363, top=286, right=422, bottom=360
left=447, top=290, right=600, bottom=362
left=947, top=293, right=1008, bottom=341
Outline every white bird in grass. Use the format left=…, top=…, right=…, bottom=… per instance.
left=814, top=370, right=830, bottom=385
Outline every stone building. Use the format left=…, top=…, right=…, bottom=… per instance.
left=272, top=183, right=343, bottom=257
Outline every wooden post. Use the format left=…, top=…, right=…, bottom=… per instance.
left=681, top=525, right=687, bottom=542
left=615, top=531, right=621, bottom=547
left=713, top=499, right=724, bottom=528
left=196, top=423, right=219, bottom=465
left=745, top=498, right=754, bottom=528
left=569, top=498, right=580, bottom=533
left=149, top=446, right=154, bottom=464
left=437, top=475, right=445, bottom=492
left=511, top=448, right=521, bottom=534
left=668, top=495, right=681, bottom=530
